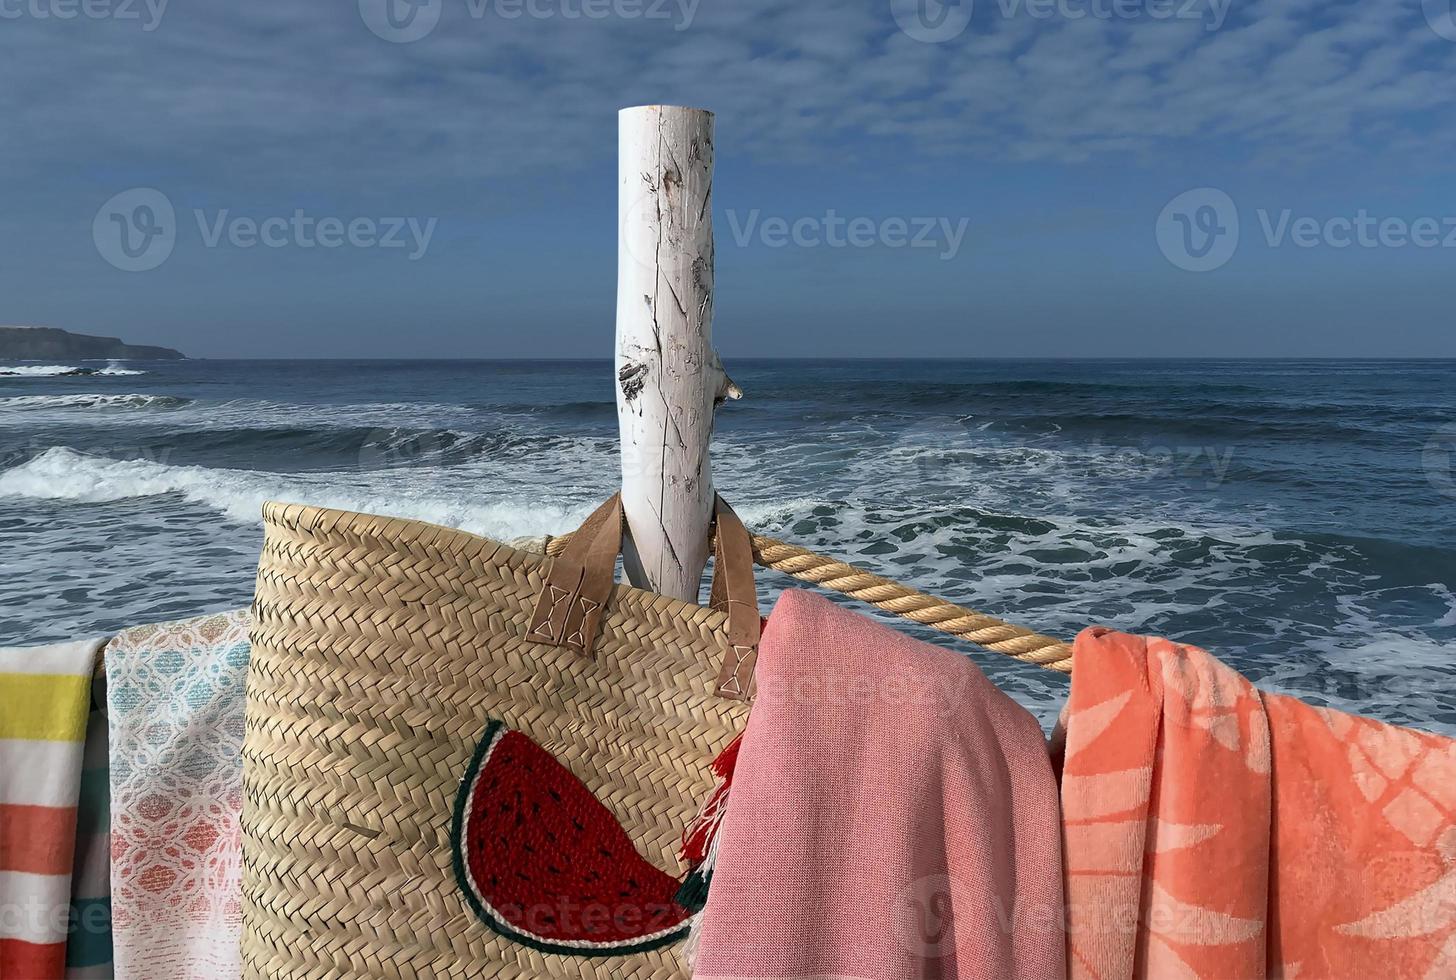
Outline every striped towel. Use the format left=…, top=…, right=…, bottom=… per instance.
left=67, top=677, right=113, bottom=978
left=0, top=639, right=106, bottom=980
left=106, top=609, right=250, bottom=980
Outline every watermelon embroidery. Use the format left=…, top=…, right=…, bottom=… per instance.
left=450, top=720, right=694, bottom=956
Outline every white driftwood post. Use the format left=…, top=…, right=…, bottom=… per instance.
left=616, top=105, right=740, bottom=601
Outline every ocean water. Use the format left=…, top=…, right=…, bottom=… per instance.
left=2, top=358, right=1453, bottom=734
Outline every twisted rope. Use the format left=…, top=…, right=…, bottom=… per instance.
left=544, top=532, right=1074, bottom=674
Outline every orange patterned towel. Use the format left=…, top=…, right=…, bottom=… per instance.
left=1056, top=626, right=1456, bottom=979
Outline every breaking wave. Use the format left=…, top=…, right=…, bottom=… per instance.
left=0, top=393, right=189, bottom=410
left=0, top=361, right=148, bottom=377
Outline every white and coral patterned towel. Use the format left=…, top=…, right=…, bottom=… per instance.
left=105, top=609, right=250, bottom=980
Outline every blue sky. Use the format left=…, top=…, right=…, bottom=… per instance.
left=2, top=0, right=1454, bottom=357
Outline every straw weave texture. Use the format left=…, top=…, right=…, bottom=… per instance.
left=242, top=502, right=751, bottom=979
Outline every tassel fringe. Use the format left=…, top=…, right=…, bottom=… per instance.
left=676, top=733, right=743, bottom=969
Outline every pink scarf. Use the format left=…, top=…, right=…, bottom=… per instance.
left=692, top=590, right=1065, bottom=979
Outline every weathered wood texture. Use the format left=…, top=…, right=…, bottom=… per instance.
left=615, top=105, right=739, bottom=601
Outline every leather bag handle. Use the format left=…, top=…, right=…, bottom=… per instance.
left=706, top=498, right=760, bottom=701
left=528, top=493, right=761, bottom=701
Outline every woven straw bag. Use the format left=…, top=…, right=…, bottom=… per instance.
left=242, top=494, right=760, bottom=979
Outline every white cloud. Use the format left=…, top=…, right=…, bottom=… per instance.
left=0, top=0, right=1452, bottom=186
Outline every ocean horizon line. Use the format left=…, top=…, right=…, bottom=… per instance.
left=16, top=354, right=1451, bottom=364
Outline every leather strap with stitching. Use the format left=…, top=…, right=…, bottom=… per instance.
left=708, top=497, right=761, bottom=701
left=528, top=493, right=761, bottom=701
left=526, top=495, right=620, bottom=651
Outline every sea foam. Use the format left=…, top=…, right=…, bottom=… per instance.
left=98, top=362, right=147, bottom=376
left=0, top=445, right=820, bottom=539
left=0, top=393, right=187, bottom=410
left=0, top=446, right=601, bottom=540
left=0, top=364, right=83, bottom=377
left=0, top=361, right=148, bottom=377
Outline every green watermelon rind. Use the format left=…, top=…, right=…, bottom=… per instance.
left=450, top=718, right=692, bottom=958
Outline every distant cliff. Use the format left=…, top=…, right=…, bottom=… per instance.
left=0, top=326, right=185, bottom=360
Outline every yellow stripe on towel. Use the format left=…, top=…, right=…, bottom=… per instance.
left=0, top=674, right=91, bottom=741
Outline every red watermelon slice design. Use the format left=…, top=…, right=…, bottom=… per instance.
left=450, top=720, right=694, bottom=956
